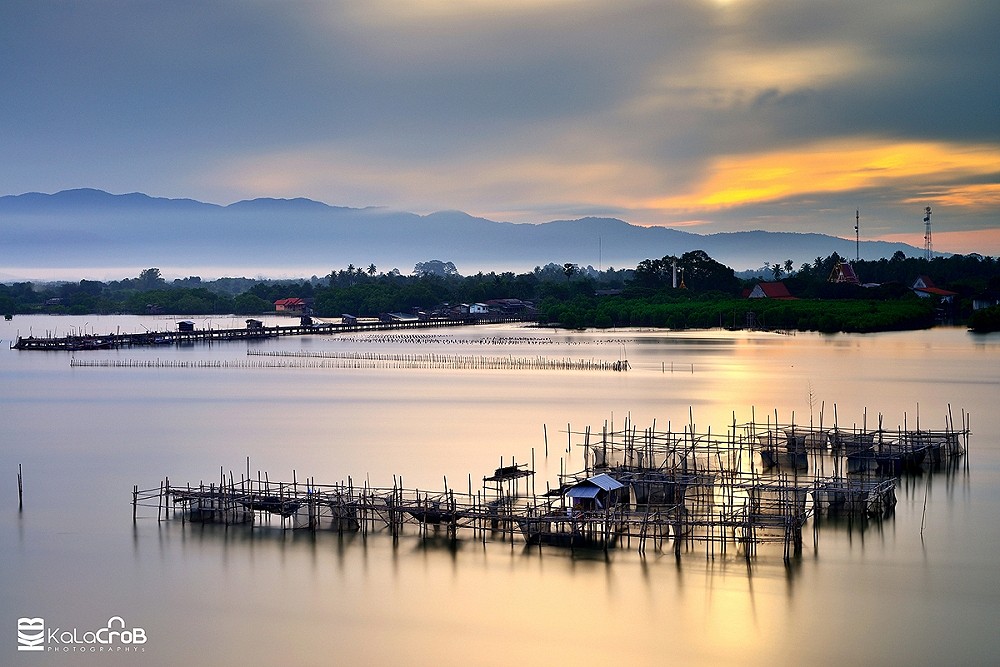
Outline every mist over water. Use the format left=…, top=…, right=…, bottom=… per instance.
left=2, top=316, right=999, bottom=665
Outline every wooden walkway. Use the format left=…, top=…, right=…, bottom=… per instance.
left=11, top=314, right=534, bottom=351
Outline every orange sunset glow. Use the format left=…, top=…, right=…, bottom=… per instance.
left=649, top=139, right=1000, bottom=212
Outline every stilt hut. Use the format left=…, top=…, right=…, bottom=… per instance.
left=565, top=473, right=626, bottom=511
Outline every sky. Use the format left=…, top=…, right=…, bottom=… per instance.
left=2, top=0, right=999, bottom=256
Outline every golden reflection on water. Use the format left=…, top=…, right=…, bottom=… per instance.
left=2, top=319, right=999, bottom=666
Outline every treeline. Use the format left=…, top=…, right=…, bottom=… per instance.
left=540, top=293, right=936, bottom=333
left=2, top=252, right=998, bottom=333
left=0, top=263, right=620, bottom=317
left=781, top=251, right=999, bottom=300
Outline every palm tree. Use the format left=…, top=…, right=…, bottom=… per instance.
left=367, top=264, right=377, bottom=276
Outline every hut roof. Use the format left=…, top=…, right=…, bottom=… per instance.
left=828, top=261, right=860, bottom=284
left=748, top=281, right=793, bottom=299
left=566, top=473, right=624, bottom=494
left=912, top=275, right=957, bottom=297
left=566, top=485, right=602, bottom=499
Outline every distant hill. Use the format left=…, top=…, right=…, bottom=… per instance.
left=0, top=188, right=926, bottom=279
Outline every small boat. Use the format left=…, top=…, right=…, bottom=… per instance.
left=405, top=498, right=457, bottom=525
left=847, top=448, right=876, bottom=473
left=874, top=441, right=927, bottom=475
left=241, top=495, right=302, bottom=517
left=187, top=497, right=255, bottom=524
left=515, top=511, right=623, bottom=549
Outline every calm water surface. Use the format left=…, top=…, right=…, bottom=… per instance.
left=2, top=316, right=999, bottom=666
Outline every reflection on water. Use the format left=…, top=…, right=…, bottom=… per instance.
left=1, top=317, right=999, bottom=666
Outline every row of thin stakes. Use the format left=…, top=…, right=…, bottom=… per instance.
left=70, top=351, right=630, bottom=372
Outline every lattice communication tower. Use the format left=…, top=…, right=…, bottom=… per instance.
left=923, top=207, right=933, bottom=260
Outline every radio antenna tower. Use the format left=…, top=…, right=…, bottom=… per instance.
left=923, top=207, right=933, bottom=260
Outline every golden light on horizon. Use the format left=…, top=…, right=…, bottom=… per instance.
left=210, top=133, right=999, bottom=240
left=905, top=183, right=1000, bottom=209
left=647, top=139, right=1000, bottom=212
left=882, top=228, right=1000, bottom=257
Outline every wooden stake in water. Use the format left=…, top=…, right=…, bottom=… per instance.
left=18, top=464, right=23, bottom=510
left=920, top=475, right=930, bottom=536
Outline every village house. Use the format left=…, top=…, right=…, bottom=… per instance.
left=274, top=297, right=306, bottom=313
left=911, top=276, right=957, bottom=303
left=972, top=290, right=1000, bottom=311
left=746, top=281, right=794, bottom=299
left=484, top=299, right=537, bottom=314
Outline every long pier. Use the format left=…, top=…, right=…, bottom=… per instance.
left=11, top=314, right=534, bottom=351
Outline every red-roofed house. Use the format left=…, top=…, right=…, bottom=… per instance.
left=274, top=297, right=306, bottom=312
left=747, top=282, right=794, bottom=299
left=911, top=276, right=957, bottom=302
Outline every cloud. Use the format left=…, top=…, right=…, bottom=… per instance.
left=1, top=0, right=997, bottom=255
left=649, top=138, right=1000, bottom=211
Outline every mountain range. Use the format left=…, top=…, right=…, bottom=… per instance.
left=0, top=188, right=926, bottom=280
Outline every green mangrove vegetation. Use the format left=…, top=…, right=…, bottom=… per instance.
left=2, top=250, right=998, bottom=334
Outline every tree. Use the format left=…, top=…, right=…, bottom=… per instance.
left=563, top=263, right=578, bottom=280
left=414, top=260, right=458, bottom=277
left=137, top=268, right=165, bottom=290
left=633, top=258, right=668, bottom=288
left=367, top=264, right=377, bottom=276
left=677, top=250, right=741, bottom=294
left=234, top=293, right=272, bottom=314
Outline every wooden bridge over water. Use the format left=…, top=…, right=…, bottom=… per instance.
left=11, top=314, right=535, bottom=351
